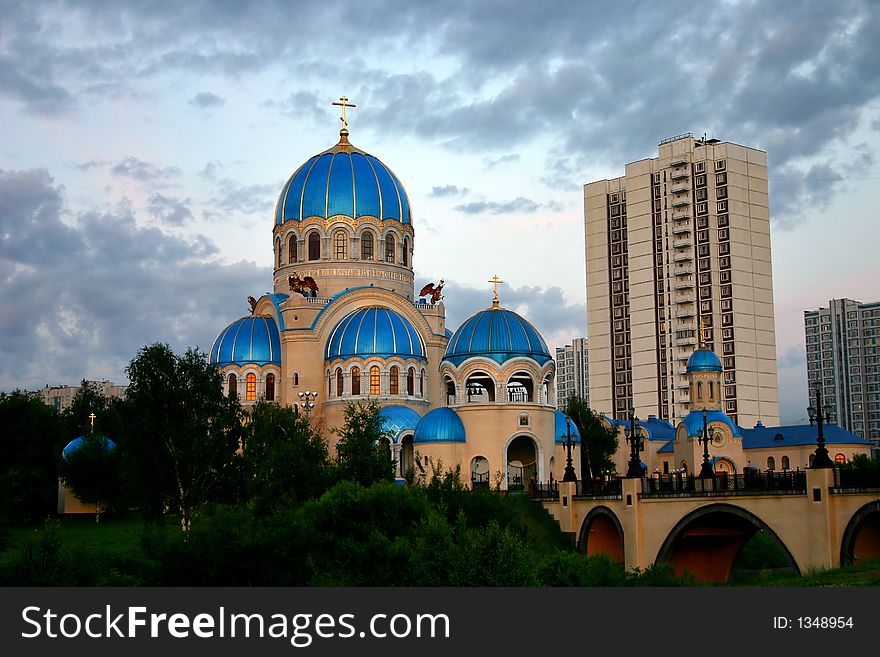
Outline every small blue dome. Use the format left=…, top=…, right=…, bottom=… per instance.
left=681, top=410, right=742, bottom=438
left=414, top=408, right=466, bottom=444
left=554, top=411, right=581, bottom=445
left=379, top=405, right=422, bottom=442
left=687, top=348, right=722, bottom=373
left=210, top=316, right=281, bottom=367
left=444, top=307, right=551, bottom=367
left=274, top=138, right=411, bottom=225
left=62, top=436, right=117, bottom=460
left=325, top=307, right=425, bottom=362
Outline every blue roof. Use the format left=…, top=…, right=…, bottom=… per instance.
left=210, top=316, right=281, bottom=367
left=414, top=407, right=466, bottom=444
left=274, top=140, right=411, bottom=225
left=62, top=436, right=117, bottom=459
left=741, top=422, right=871, bottom=449
left=681, top=410, right=742, bottom=438
left=325, top=306, right=426, bottom=362
left=687, top=348, right=722, bottom=373
left=443, top=307, right=551, bottom=367
left=379, top=405, right=422, bottom=442
left=641, top=415, right=676, bottom=441
left=554, top=410, right=581, bottom=444
left=658, top=440, right=675, bottom=453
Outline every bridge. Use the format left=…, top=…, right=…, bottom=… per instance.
left=538, top=467, right=880, bottom=581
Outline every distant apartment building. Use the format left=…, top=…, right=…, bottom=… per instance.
left=805, top=299, right=880, bottom=446
left=584, top=133, right=779, bottom=427
left=555, top=338, right=589, bottom=409
left=38, top=380, right=127, bottom=413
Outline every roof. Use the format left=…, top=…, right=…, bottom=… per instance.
left=443, top=307, right=551, bottom=367
left=414, top=407, right=466, bottom=444
left=687, top=348, right=722, bottom=373
left=62, top=436, right=117, bottom=459
left=741, top=422, right=872, bottom=449
left=324, top=306, right=426, bottom=362
left=379, top=405, right=422, bottom=442
left=640, top=415, right=676, bottom=441
left=681, top=410, right=742, bottom=438
left=554, top=410, right=581, bottom=444
left=210, top=316, right=281, bottom=367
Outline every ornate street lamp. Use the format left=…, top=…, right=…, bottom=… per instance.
left=563, top=416, right=578, bottom=482
left=298, top=390, right=318, bottom=418
left=697, top=408, right=716, bottom=478
left=625, top=407, right=643, bottom=478
left=808, top=384, right=834, bottom=468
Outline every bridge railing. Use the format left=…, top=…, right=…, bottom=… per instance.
left=833, top=466, right=880, bottom=490
left=640, top=470, right=807, bottom=498
left=574, top=478, right=623, bottom=499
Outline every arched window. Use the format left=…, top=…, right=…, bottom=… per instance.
left=390, top=366, right=399, bottom=395
left=385, top=234, right=395, bottom=263
left=276, top=238, right=283, bottom=268
left=697, top=381, right=703, bottom=400
left=246, top=373, right=257, bottom=401
left=370, top=366, right=380, bottom=395
left=708, top=381, right=714, bottom=400
left=835, top=453, right=846, bottom=464
left=420, top=371, right=425, bottom=396
left=809, top=454, right=815, bottom=467
left=265, top=373, right=275, bottom=401
left=294, top=372, right=299, bottom=387
left=781, top=455, right=790, bottom=470
left=407, top=367, right=415, bottom=396
left=288, top=235, right=297, bottom=263
left=351, top=367, right=361, bottom=396
left=334, top=230, right=347, bottom=259
left=402, top=237, right=409, bottom=267
left=228, top=373, right=237, bottom=398
left=361, top=232, right=374, bottom=260
left=336, top=368, right=344, bottom=397
left=767, top=456, right=775, bottom=471
left=308, top=231, right=320, bottom=261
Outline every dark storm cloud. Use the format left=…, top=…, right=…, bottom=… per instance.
left=454, top=197, right=541, bottom=215
left=429, top=185, right=468, bottom=197
left=110, top=157, right=182, bottom=183
left=148, top=193, right=194, bottom=226
left=189, top=91, right=225, bottom=109
left=0, top=168, right=268, bottom=391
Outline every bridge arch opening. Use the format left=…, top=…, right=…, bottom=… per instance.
left=655, top=503, right=799, bottom=582
left=577, top=507, right=624, bottom=564
left=840, top=501, right=880, bottom=566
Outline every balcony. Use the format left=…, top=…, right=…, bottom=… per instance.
left=671, top=211, right=690, bottom=221
left=670, top=155, right=690, bottom=167
left=674, top=278, right=694, bottom=291
left=672, top=196, right=690, bottom=207
left=677, top=335, right=697, bottom=346
left=678, top=306, right=696, bottom=318
left=670, top=168, right=689, bottom=180
left=672, top=221, right=691, bottom=235
left=674, top=264, right=693, bottom=275
left=674, top=292, right=694, bottom=304
left=671, top=183, right=689, bottom=194
left=673, top=251, right=693, bottom=262
left=672, top=238, right=691, bottom=249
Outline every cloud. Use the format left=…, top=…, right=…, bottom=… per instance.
left=210, top=178, right=277, bottom=215
left=200, top=160, right=223, bottom=180
left=147, top=193, right=194, bottom=226
left=483, top=154, right=520, bottom=169
left=429, top=185, right=468, bottom=197
left=263, top=90, right=333, bottom=124
left=0, top=168, right=267, bottom=391
left=110, top=157, right=182, bottom=183
left=454, top=197, right=541, bottom=215
left=189, top=91, right=225, bottom=109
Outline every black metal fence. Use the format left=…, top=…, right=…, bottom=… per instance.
left=530, top=480, right=559, bottom=500
left=574, top=478, right=623, bottom=499
left=833, top=467, right=880, bottom=489
left=640, top=470, right=807, bottom=497
left=471, top=471, right=490, bottom=490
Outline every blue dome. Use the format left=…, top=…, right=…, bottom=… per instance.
left=325, top=307, right=425, bottom=362
left=379, top=405, right=422, bottom=442
left=554, top=411, right=581, bottom=445
left=444, top=307, right=551, bottom=367
left=274, top=138, right=411, bottom=225
left=414, top=408, right=466, bottom=444
left=62, top=436, right=117, bottom=460
left=687, top=348, right=722, bottom=373
left=210, top=316, right=281, bottom=367
left=681, top=410, right=742, bottom=438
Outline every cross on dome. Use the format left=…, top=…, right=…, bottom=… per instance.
left=332, top=96, right=357, bottom=130
left=489, top=274, right=503, bottom=308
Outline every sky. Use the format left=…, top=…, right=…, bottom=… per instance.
left=1, top=0, right=879, bottom=424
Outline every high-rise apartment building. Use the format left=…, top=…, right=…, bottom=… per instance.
left=584, top=133, right=779, bottom=427
left=555, top=337, right=589, bottom=409
left=805, top=299, right=880, bottom=445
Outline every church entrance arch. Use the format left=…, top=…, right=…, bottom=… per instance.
left=470, top=455, right=490, bottom=489
left=655, top=503, right=799, bottom=582
left=399, top=434, right=414, bottom=481
left=506, top=435, right=538, bottom=491
left=578, top=507, right=624, bottom=563
left=840, top=500, right=880, bottom=566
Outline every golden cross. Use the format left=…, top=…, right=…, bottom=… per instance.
left=699, top=317, right=708, bottom=348
left=489, top=274, right=503, bottom=307
left=332, top=96, right=357, bottom=129
left=88, top=412, right=96, bottom=433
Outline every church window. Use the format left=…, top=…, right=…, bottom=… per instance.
left=708, top=381, right=714, bottom=400
left=767, top=456, right=775, bottom=471
left=228, top=374, right=237, bottom=398
left=390, top=366, right=399, bottom=395
left=370, top=366, right=380, bottom=395
left=294, top=372, right=299, bottom=387
left=352, top=367, right=361, bottom=396
left=246, top=373, right=256, bottom=401
left=308, top=231, right=321, bottom=261
left=781, top=456, right=790, bottom=470
left=407, top=367, right=415, bottom=396
left=420, top=371, right=425, bottom=396
left=697, top=381, right=703, bottom=399
left=385, top=235, right=395, bottom=263
left=835, top=453, right=846, bottom=464
left=361, top=232, right=374, bottom=260
left=334, top=230, right=348, bottom=259
left=276, top=238, right=283, bottom=268
left=402, top=237, right=409, bottom=267
left=288, top=236, right=297, bottom=263
left=265, top=373, right=275, bottom=401
left=336, top=368, right=344, bottom=397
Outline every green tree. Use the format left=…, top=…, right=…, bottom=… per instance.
left=565, top=395, right=619, bottom=479
left=243, top=400, right=329, bottom=511
left=333, top=401, right=394, bottom=487
left=123, top=343, right=243, bottom=533
left=58, top=435, right=122, bottom=520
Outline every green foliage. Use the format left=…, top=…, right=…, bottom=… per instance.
left=626, top=562, right=696, bottom=586
left=565, top=394, right=619, bottom=479
left=58, top=435, right=123, bottom=517
left=843, top=453, right=879, bottom=471
left=333, top=401, right=394, bottom=487
left=536, top=551, right=627, bottom=586
left=732, top=530, right=791, bottom=571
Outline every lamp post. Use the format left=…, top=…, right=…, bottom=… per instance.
left=298, top=390, right=318, bottom=418
left=625, top=407, right=643, bottom=478
left=563, top=416, right=577, bottom=482
left=808, top=384, right=834, bottom=468
left=697, top=408, right=715, bottom=478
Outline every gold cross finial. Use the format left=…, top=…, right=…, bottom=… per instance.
left=88, top=412, right=96, bottom=433
left=699, top=317, right=708, bottom=348
left=332, top=96, right=357, bottom=130
left=489, top=274, right=503, bottom=307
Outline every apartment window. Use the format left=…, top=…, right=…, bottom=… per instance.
left=698, top=230, right=709, bottom=243
left=719, top=242, right=730, bottom=255
left=722, top=313, right=733, bottom=326
left=611, top=205, right=621, bottom=217
left=720, top=270, right=731, bottom=283
left=610, top=193, right=619, bottom=204
left=718, top=214, right=729, bottom=227
left=726, top=400, right=737, bottom=412
left=696, top=188, right=707, bottom=201
left=700, top=286, right=711, bottom=299
left=699, top=272, right=711, bottom=285
left=695, top=174, right=707, bottom=187
left=698, top=244, right=710, bottom=257
left=718, top=228, right=729, bottom=240
left=695, top=162, right=706, bottom=174
left=697, top=202, right=708, bottom=215
left=715, top=172, right=727, bottom=185
left=699, top=257, right=710, bottom=270
left=722, top=328, right=734, bottom=339
left=724, top=356, right=735, bottom=369
left=717, top=200, right=728, bottom=212
left=716, top=186, right=728, bottom=200
left=700, top=300, right=712, bottom=312
left=697, top=217, right=709, bottom=229
left=719, top=256, right=731, bottom=269
left=721, top=299, right=733, bottom=311
left=653, top=173, right=661, bottom=183
left=722, top=342, right=735, bottom=355
left=715, top=159, right=726, bottom=171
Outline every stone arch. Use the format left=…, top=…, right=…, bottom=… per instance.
left=506, top=370, right=535, bottom=403
left=287, top=232, right=298, bottom=264
left=470, top=455, right=490, bottom=489
left=655, top=503, right=799, bottom=582
left=465, top=370, right=496, bottom=403
left=504, top=433, right=542, bottom=490
left=578, top=506, right=624, bottom=563
left=360, top=227, right=377, bottom=260
left=840, top=500, right=880, bottom=566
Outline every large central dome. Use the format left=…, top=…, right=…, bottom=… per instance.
left=274, top=133, right=412, bottom=226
